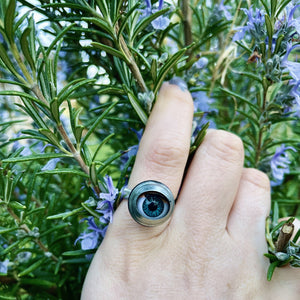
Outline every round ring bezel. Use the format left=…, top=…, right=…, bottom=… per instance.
left=128, top=180, right=175, bottom=227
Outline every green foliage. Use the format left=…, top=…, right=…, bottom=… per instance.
left=0, top=0, right=299, bottom=297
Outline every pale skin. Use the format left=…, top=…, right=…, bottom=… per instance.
left=82, top=83, right=300, bottom=299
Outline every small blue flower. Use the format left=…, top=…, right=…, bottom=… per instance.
left=192, top=91, right=217, bottom=113
left=41, top=158, right=61, bottom=171
left=195, top=57, right=209, bottom=69
left=96, top=175, right=119, bottom=223
left=287, top=3, right=300, bottom=33
left=281, top=43, right=300, bottom=82
left=121, top=129, right=143, bottom=169
left=0, top=259, right=9, bottom=274
left=75, top=217, right=107, bottom=250
left=219, top=0, right=232, bottom=20
left=141, top=0, right=170, bottom=30
left=270, top=144, right=296, bottom=186
left=233, top=7, right=265, bottom=41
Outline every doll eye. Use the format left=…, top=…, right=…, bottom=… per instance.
left=137, top=192, right=169, bottom=219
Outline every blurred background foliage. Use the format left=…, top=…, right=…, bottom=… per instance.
left=0, top=0, right=299, bottom=298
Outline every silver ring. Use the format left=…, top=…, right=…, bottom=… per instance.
left=125, top=180, right=175, bottom=227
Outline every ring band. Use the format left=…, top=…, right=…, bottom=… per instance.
left=126, top=180, right=175, bottom=227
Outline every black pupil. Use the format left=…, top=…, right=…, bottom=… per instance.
left=142, top=192, right=166, bottom=218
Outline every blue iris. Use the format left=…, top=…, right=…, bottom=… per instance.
left=142, top=193, right=165, bottom=218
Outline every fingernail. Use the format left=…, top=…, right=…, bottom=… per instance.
left=169, top=77, right=188, bottom=92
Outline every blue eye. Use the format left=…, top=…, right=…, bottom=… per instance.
left=137, top=192, right=169, bottom=218
left=128, top=180, right=175, bottom=226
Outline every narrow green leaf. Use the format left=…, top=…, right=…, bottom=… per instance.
left=92, top=133, right=115, bottom=162
left=0, top=90, right=48, bottom=108
left=97, top=151, right=123, bottom=175
left=18, top=257, right=47, bottom=277
left=47, top=207, right=84, bottom=220
left=81, top=202, right=102, bottom=219
left=74, top=126, right=85, bottom=145
left=0, top=227, right=18, bottom=234
left=151, top=59, right=157, bottom=81
left=265, top=14, right=273, bottom=46
left=91, top=42, right=126, bottom=60
left=62, top=258, right=89, bottom=264
left=90, top=162, right=98, bottom=186
left=0, top=43, right=23, bottom=80
left=57, top=78, right=96, bottom=104
left=237, top=109, right=260, bottom=127
left=231, top=70, right=262, bottom=83
left=82, top=17, right=115, bottom=37
left=0, top=237, right=31, bottom=255
left=267, top=260, right=279, bottom=281
left=38, top=169, right=89, bottom=178
left=39, top=128, right=61, bottom=147
left=62, top=249, right=95, bottom=256
left=50, top=98, right=60, bottom=123
left=80, top=101, right=118, bottom=148
left=259, top=0, right=270, bottom=15
left=271, top=0, right=277, bottom=18
left=8, top=201, right=26, bottom=210
left=0, top=79, right=28, bottom=89
left=276, top=0, right=292, bottom=18
left=4, top=0, right=16, bottom=44
left=154, top=49, right=186, bottom=95
left=96, top=87, right=126, bottom=96
left=19, top=278, right=56, bottom=288
left=126, top=91, right=148, bottom=125
left=2, top=153, right=71, bottom=163
left=20, top=27, right=36, bottom=74
left=293, top=228, right=300, bottom=243
left=39, top=223, right=69, bottom=238
left=219, top=88, right=259, bottom=113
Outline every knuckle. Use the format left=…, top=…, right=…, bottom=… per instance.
left=205, top=130, right=244, bottom=164
left=242, top=168, right=270, bottom=191
left=146, top=139, right=188, bottom=171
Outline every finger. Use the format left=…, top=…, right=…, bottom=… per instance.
left=226, top=168, right=271, bottom=248
left=113, top=81, right=194, bottom=233
left=174, top=130, right=244, bottom=231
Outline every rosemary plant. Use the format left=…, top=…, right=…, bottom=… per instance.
left=0, top=0, right=299, bottom=298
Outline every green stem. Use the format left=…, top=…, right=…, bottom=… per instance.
left=181, top=0, right=193, bottom=59
left=116, top=24, right=147, bottom=92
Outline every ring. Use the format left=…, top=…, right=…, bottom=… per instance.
left=125, top=180, right=175, bottom=227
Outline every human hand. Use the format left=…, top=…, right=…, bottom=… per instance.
left=81, top=82, right=300, bottom=299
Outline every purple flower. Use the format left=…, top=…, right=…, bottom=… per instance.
left=219, top=0, right=232, bottom=20
left=290, top=80, right=300, bottom=105
left=75, top=217, right=107, bottom=250
left=41, top=158, right=61, bottom=171
left=141, top=0, right=170, bottom=30
left=287, top=3, right=300, bottom=33
left=281, top=43, right=300, bottom=82
left=195, top=57, right=209, bottom=69
left=233, top=7, right=265, bottom=41
left=0, top=259, right=9, bottom=274
left=270, top=144, right=296, bottom=186
left=96, top=175, right=119, bottom=223
left=121, top=129, right=143, bottom=169
left=192, top=91, right=217, bottom=113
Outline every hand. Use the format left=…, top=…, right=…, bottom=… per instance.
left=81, top=82, right=300, bottom=299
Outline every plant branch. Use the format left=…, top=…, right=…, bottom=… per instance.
left=30, top=86, right=90, bottom=176
left=7, top=207, right=59, bottom=262
left=116, top=24, right=147, bottom=92
left=181, top=0, right=193, bottom=58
